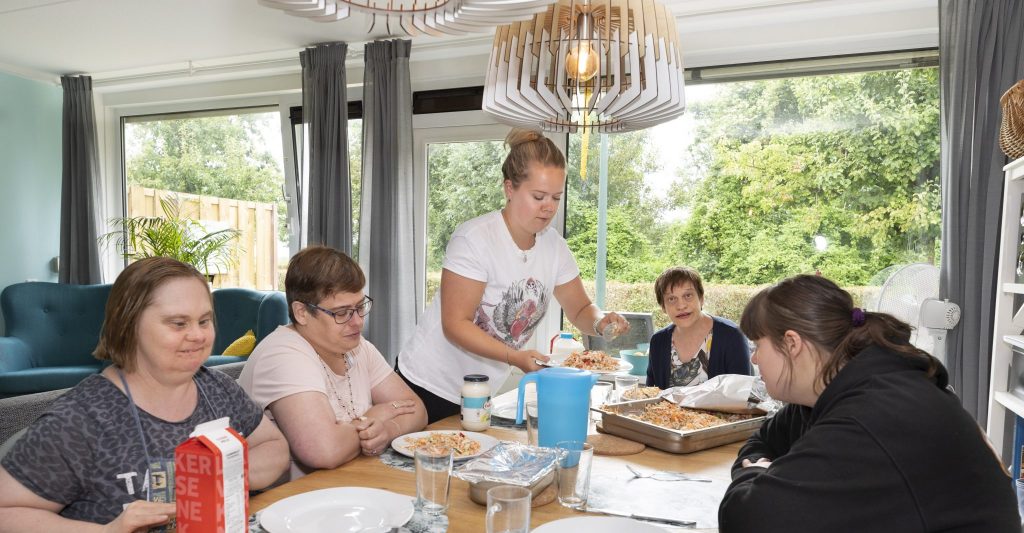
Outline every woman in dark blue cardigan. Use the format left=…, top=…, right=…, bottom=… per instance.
left=646, top=267, right=752, bottom=388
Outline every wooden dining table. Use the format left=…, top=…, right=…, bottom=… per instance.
left=250, top=416, right=742, bottom=532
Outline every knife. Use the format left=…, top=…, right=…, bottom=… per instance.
left=581, top=506, right=697, bottom=528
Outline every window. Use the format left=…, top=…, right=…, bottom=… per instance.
left=122, top=108, right=289, bottom=289
left=565, top=62, right=941, bottom=329
left=415, top=120, right=566, bottom=350
left=425, top=138, right=506, bottom=297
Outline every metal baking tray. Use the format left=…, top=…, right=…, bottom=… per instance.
left=595, top=398, right=766, bottom=454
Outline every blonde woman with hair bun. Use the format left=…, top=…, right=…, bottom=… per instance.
left=397, top=128, right=631, bottom=423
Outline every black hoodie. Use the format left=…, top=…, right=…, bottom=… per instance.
left=719, top=345, right=1019, bottom=533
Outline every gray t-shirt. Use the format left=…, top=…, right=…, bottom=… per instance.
left=2, top=367, right=262, bottom=525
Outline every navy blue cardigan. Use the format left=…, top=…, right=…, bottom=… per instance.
left=646, top=316, right=752, bottom=388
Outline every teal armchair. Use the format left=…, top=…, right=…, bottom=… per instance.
left=0, top=282, right=289, bottom=397
left=0, top=283, right=112, bottom=396
left=208, top=288, right=290, bottom=366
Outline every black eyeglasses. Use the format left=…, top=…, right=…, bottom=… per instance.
left=304, top=296, right=373, bottom=325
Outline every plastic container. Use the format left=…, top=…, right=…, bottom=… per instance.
left=551, top=332, right=584, bottom=363
left=622, top=351, right=649, bottom=376
left=461, top=374, right=491, bottom=431
left=516, top=367, right=599, bottom=447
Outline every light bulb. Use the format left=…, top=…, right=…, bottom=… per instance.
left=565, top=42, right=599, bottom=82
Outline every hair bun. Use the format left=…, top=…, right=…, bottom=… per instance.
left=505, top=128, right=543, bottom=148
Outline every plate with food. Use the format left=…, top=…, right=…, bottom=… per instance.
left=540, top=350, right=633, bottom=374
left=390, top=430, right=499, bottom=460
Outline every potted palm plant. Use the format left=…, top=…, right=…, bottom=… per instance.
left=100, top=195, right=242, bottom=281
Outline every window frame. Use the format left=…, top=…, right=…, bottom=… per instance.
left=113, top=100, right=296, bottom=289
left=565, top=48, right=941, bottom=327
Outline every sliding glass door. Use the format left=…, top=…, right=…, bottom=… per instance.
left=412, top=111, right=567, bottom=356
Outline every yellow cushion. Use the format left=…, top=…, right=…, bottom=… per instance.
left=222, top=329, right=256, bottom=356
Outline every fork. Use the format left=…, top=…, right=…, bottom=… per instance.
left=626, top=464, right=712, bottom=482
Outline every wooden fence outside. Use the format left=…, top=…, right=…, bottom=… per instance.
left=126, top=185, right=279, bottom=290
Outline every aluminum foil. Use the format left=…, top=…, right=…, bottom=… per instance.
left=662, top=375, right=778, bottom=414
left=452, top=442, right=564, bottom=486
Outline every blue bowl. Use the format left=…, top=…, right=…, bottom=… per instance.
left=622, top=351, right=649, bottom=376
left=617, top=349, right=637, bottom=359
left=636, top=342, right=650, bottom=352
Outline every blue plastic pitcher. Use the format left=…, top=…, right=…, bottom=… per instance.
left=516, top=367, right=600, bottom=447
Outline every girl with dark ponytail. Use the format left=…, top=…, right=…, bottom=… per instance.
left=719, top=274, right=1018, bottom=533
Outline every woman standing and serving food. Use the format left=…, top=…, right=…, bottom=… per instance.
left=239, top=246, right=427, bottom=481
left=647, top=267, right=752, bottom=388
left=397, top=128, right=630, bottom=423
left=719, top=275, right=1018, bottom=532
left=0, top=257, right=290, bottom=532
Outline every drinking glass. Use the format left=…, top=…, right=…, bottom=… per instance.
left=1015, top=478, right=1024, bottom=525
left=415, top=448, right=454, bottom=515
left=485, top=485, right=532, bottom=533
left=590, top=382, right=613, bottom=423
left=555, top=440, right=594, bottom=509
left=600, top=321, right=620, bottom=341
left=524, top=401, right=540, bottom=446
left=614, top=375, right=639, bottom=401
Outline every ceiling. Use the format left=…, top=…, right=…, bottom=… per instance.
left=0, top=0, right=938, bottom=88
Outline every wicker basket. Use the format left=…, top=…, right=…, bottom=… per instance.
left=1000, top=80, right=1024, bottom=159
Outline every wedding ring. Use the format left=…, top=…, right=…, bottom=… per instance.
left=392, top=401, right=399, bottom=409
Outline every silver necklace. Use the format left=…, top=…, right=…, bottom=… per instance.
left=318, top=354, right=359, bottom=421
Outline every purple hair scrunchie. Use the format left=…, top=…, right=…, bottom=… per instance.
left=851, top=307, right=866, bottom=328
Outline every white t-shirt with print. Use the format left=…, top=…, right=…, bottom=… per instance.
left=398, top=210, right=580, bottom=404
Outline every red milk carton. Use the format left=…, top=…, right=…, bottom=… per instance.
left=175, top=417, right=249, bottom=533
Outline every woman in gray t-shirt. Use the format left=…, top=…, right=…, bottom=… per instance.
left=0, top=257, right=290, bottom=531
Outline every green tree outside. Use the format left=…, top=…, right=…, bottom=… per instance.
left=124, top=112, right=289, bottom=240
left=425, top=140, right=506, bottom=271
left=561, top=67, right=939, bottom=288
left=122, top=68, right=940, bottom=308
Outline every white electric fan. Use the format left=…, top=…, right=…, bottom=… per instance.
left=871, top=263, right=961, bottom=366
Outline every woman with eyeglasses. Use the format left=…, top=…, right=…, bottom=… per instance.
left=239, top=246, right=426, bottom=480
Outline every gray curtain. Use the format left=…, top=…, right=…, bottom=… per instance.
left=300, top=42, right=351, bottom=253
left=58, top=75, right=102, bottom=285
left=939, top=0, right=1024, bottom=421
left=361, top=39, right=419, bottom=365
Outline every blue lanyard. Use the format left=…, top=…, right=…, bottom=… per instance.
left=117, top=369, right=215, bottom=502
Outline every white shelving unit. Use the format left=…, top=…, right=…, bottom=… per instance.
left=987, top=157, right=1024, bottom=463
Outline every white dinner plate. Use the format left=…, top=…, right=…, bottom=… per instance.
left=490, top=387, right=535, bottom=419
left=259, top=487, right=414, bottom=533
left=390, top=430, right=499, bottom=460
left=533, top=516, right=668, bottom=532
left=540, top=358, right=633, bottom=375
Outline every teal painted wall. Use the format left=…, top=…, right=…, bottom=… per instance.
left=0, top=71, right=62, bottom=331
